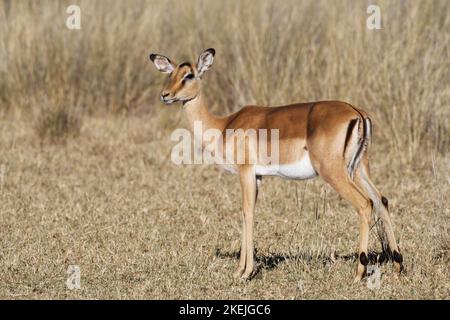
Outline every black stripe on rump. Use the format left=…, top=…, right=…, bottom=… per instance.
left=343, top=118, right=359, bottom=157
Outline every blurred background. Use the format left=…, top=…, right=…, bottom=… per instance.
left=0, top=0, right=448, bottom=160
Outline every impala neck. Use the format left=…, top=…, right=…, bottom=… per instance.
left=183, top=91, right=226, bottom=147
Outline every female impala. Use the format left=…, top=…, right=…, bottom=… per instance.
left=148, top=48, right=404, bottom=281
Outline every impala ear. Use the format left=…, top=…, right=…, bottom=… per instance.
left=196, top=48, right=215, bottom=77
left=149, top=53, right=175, bottom=74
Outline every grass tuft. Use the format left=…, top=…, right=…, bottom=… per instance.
left=34, top=106, right=81, bottom=144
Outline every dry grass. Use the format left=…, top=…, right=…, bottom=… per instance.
left=34, top=105, right=82, bottom=144
left=0, top=115, right=448, bottom=299
left=0, top=0, right=449, bottom=299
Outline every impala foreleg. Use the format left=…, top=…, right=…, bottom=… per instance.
left=235, top=166, right=257, bottom=280
left=233, top=210, right=247, bottom=279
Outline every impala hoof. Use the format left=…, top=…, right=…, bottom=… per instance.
left=233, top=268, right=245, bottom=279
left=354, top=257, right=366, bottom=282
left=394, top=261, right=404, bottom=274
left=240, top=267, right=256, bottom=281
left=240, top=273, right=252, bottom=281
left=392, top=250, right=404, bottom=273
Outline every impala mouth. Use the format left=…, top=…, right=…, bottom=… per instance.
left=160, top=96, right=176, bottom=104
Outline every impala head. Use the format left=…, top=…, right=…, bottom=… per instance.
left=149, top=48, right=215, bottom=104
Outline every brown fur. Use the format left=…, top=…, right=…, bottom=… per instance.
left=149, top=49, right=403, bottom=281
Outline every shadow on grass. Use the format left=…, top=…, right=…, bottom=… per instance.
left=215, top=248, right=391, bottom=272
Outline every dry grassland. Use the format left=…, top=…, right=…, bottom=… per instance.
left=0, top=0, right=448, bottom=299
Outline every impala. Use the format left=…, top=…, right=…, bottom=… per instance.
left=148, top=48, right=404, bottom=281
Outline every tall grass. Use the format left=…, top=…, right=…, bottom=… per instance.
left=0, top=0, right=448, bottom=158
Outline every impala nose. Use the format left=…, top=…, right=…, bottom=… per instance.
left=160, top=92, right=170, bottom=102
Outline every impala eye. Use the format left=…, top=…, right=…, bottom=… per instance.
left=184, top=74, right=194, bottom=80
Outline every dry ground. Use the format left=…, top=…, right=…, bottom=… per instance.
left=0, top=113, right=448, bottom=299
left=0, top=0, right=449, bottom=299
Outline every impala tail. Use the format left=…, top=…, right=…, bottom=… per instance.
left=346, top=116, right=372, bottom=180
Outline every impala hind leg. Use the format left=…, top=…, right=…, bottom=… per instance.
left=235, top=166, right=258, bottom=280
left=319, top=167, right=373, bottom=282
left=355, top=163, right=404, bottom=273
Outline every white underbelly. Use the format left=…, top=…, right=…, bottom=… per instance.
left=219, top=163, right=239, bottom=175
left=255, top=154, right=317, bottom=180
